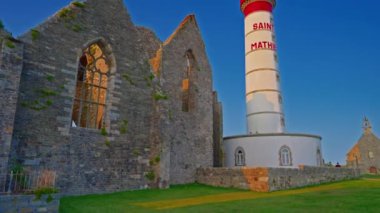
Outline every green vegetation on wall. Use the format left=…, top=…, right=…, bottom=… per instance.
left=144, top=73, right=155, bottom=87
left=5, top=40, right=15, bottom=49
left=122, top=73, right=136, bottom=86
left=105, top=139, right=111, bottom=147
left=153, top=91, right=168, bottom=101
left=100, top=127, right=108, bottom=136
left=57, top=4, right=85, bottom=33
left=119, top=119, right=128, bottom=134
left=72, top=1, right=86, bottom=8
left=34, top=187, right=59, bottom=203
left=149, top=156, right=160, bottom=166
left=21, top=74, right=62, bottom=111
left=145, top=171, right=155, bottom=181
left=71, top=24, right=82, bottom=32
left=58, top=8, right=75, bottom=19
left=31, top=29, right=40, bottom=41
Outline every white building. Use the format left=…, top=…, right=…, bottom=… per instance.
left=224, top=0, right=322, bottom=168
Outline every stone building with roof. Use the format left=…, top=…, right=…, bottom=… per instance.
left=0, top=0, right=223, bottom=194
left=346, top=118, right=380, bottom=174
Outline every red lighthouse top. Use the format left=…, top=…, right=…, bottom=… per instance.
left=240, top=0, right=276, bottom=17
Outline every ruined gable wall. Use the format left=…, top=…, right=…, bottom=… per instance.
left=136, top=27, right=162, bottom=59
left=159, top=16, right=214, bottom=184
left=11, top=0, right=161, bottom=194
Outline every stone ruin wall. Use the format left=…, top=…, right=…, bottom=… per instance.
left=158, top=15, right=215, bottom=185
left=0, top=0, right=222, bottom=194
left=10, top=0, right=158, bottom=194
left=0, top=194, right=60, bottom=213
left=0, top=30, right=23, bottom=177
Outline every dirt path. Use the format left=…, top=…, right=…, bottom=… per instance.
left=134, top=184, right=344, bottom=210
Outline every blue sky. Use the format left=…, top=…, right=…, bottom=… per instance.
left=1, top=0, right=379, bottom=164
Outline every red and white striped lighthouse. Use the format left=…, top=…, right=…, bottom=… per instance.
left=241, top=0, right=284, bottom=134
left=223, top=1, right=322, bottom=168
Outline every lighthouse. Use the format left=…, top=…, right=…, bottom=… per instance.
left=223, top=0, right=323, bottom=168
left=241, top=0, right=284, bottom=134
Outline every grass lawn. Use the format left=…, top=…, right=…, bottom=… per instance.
left=60, top=176, right=380, bottom=213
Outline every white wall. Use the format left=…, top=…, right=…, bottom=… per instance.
left=244, top=11, right=283, bottom=134
left=224, top=134, right=322, bottom=168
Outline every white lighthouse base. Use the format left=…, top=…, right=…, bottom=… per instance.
left=224, top=133, right=322, bottom=168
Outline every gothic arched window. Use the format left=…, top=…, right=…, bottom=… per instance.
left=279, top=145, right=292, bottom=166
left=235, top=147, right=246, bottom=166
left=182, top=50, right=194, bottom=112
left=182, top=49, right=196, bottom=112
left=71, top=43, right=110, bottom=129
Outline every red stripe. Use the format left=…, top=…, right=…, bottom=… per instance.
left=243, top=1, right=273, bottom=16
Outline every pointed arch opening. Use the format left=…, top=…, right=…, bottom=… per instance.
left=181, top=49, right=201, bottom=112
left=71, top=42, right=111, bottom=129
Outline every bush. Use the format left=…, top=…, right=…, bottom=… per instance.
left=0, top=20, right=4, bottom=29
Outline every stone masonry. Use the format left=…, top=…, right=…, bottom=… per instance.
left=0, top=30, right=23, bottom=177
left=0, top=194, right=60, bottom=213
left=0, top=0, right=223, bottom=195
left=213, top=92, right=224, bottom=167
left=196, top=166, right=360, bottom=192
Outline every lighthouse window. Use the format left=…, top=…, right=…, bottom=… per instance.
left=279, top=146, right=292, bottom=166
left=281, top=117, right=285, bottom=128
left=278, top=95, right=283, bottom=104
left=235, top=147, right=246, bottom=166
left=276, top=73, right=280, bottom=82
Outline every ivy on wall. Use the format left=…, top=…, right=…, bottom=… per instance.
left=31, top=29, right=40, bottom=41
left=21, top=74, right=64, bottom=111
left=57, top=1, right=86, bottom=33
